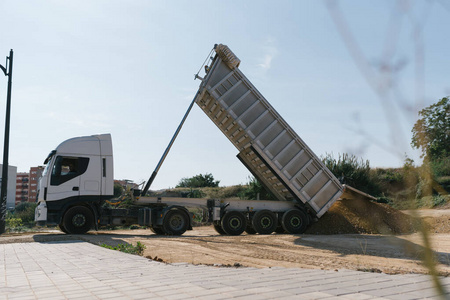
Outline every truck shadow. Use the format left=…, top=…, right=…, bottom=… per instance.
left=32, top=230, right=218, bottom=246
left=294, top=234, right=450, bottom=266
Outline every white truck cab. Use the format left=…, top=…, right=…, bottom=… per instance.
left=35, top=134, right=114, bottom=231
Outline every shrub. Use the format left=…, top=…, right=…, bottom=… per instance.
left=239, top=176, right=276, bottom=200
left=180, top=189, right=205, bottom=198
left=430, top=156, right=450, bottom=177
left=6, top=217, right=23, bottom=228
left=432, top=195, right=448, bottom=207
left=13, top=202, right=37, bottom=225
left=114, top=182, right=124, bottom=197
left=177, top=173, right=220, bottom=188
left=436, top=176, right=450, bottom=193
left=203, top=185, right=246, bottom=199
left=101, top=241, right=146, bottom=256
left=322, top=153, right=381, bottom=196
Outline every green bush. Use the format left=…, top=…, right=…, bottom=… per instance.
left=114, top=182, right=125, bottom=197
left=204, top=185, right=246, bottom=199
left=416, top=195, right=449, bottom=208
left=376, top=168, right=404, bottom=183
left=6, top=217, right=23, bottom=228
left=432, top=195, right=448, bottom=207
left=180, top=189, right=205, bottom=198
left=322, top=153, right=381, bottom=196
left=430, top=156, right=450, bottom=177
left=101, top=241, right=146, bottom=255
left=13, top=202, right=37, bottom=225
left=436, top=176, right=450, bottom=193
left=177, top=173, right=220, bottom=188
left=239, top=177, right=276, bottom=200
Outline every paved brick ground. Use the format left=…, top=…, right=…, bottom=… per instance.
left=1, top=240, right=449, bottom=299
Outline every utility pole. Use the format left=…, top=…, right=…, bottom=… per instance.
left=0, top=49, right=14, bottom=234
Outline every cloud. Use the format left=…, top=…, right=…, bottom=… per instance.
left=256, top=37, right=278, bottom=72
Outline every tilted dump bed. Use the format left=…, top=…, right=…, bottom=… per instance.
left=194, top=44, right=343, bottom=217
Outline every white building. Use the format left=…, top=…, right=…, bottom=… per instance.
left=0, top=164, right=17, bottom=210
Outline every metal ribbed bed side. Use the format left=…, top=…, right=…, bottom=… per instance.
left=194, top=45, right=343, bottom=217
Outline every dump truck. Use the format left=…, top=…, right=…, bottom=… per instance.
left=35, top=44, right=346, bottom=236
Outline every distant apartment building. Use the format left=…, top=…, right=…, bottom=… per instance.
left=15, top=166, right=44, bottom=205
left=16, top=172, right=29, bottom=203
left=0, top=164, right=17, bottom=210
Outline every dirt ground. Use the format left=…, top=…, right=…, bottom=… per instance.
left=87, top=227, right=450, bottom=276
left=3, top=198, right=450, bottom=276
left=2, top=217, right=450, bottom=276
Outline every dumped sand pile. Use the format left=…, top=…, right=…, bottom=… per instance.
left=306, top=198, right=420, bottom=235
left=421, top=215, right=450, bottom=233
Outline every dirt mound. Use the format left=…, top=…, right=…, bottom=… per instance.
left=306, top=198, right=420, bottom=235
left=422, top=216, right=450, bottom=233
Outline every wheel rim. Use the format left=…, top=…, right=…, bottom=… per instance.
left=289, top=216, right=301, bottom=228
left=72, top=213, right=86, bottom=227
left=229, top=217, right=242, bottom=229
left=260, top=216, right=272, bottom=229
left=169, top=214, right=185, bottom=231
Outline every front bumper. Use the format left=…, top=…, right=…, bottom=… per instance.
left=34, top=201, right=48, bottom=226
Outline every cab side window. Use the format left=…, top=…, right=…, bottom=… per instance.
left=51, top=156, right=89, bottom=186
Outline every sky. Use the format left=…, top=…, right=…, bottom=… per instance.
left=0, top=0, right=449, bottom=190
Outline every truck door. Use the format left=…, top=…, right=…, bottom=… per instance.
left=46, top=156, right=90, bottom=201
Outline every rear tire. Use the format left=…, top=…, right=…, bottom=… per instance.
left=252, top=210, right=277, bottom=234
left=150, top=227, right=166, bottom=235
left=281, top=209, right=309, bottom=234
left=221, top=211, right=246, bottom=236
left=162, top=209, right=189, bottom=235
left=213, top=223, right=226, bottom=235
left=63, top=206, right=94, bottom=234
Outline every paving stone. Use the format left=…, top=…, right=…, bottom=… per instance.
left=337, top=293, right=374, bottom=300
left=294, top=291, right=334, bottom=299
left=2, top=241, right=450, bottom=299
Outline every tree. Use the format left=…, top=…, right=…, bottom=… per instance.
left=114, top=182, right=124, bottom=198
left=322, top=153, right=380, bottom=196
left=176, top=173, right=220, bottom=188
left=411, top=97, right=450, bottom=161
left=239, top=176, right=276, bottom=200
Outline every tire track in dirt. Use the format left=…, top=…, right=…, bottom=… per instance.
left=93, top=228, right=449, bottom=275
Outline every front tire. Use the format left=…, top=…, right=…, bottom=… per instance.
left=63, top=206, right=94, bottom=234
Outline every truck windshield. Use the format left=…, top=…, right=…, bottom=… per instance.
left=42, top=150, right=56, bottom=176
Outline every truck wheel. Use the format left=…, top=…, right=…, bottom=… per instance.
left=162, top=209, right=189, bottom=235
left=150, top=227, right=166, bottom=235
left=252, top=210, right=277, bottom=234
left=58, top=223, right=69, bottom=234
left=221, top=211, right=246, bottom=235
left=281, top=209, right=308, bottom=234
left=213, top=223, right=226, bottom=235
left=63, top=206, right=93, bottom=234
